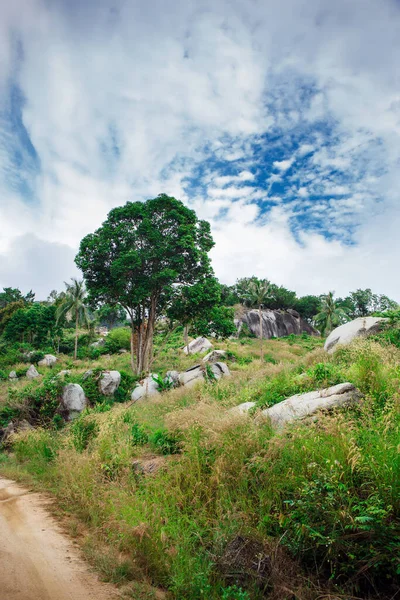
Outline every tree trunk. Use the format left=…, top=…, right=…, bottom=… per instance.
left=141, top=296, right=157, bottom=374
left=74, top=313, right=79, bottom=360
left=259, top=305, right=263, bottom=362
left=130, top=318, right=136, bottom=374
left=184, top=324, right=190, bottom=355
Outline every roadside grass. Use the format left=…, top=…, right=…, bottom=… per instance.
left=1, top=335, right=399, bottom=598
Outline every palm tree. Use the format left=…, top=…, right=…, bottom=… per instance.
left=243, top=279, right=270, bottom=361
left=314, top=291, right=349, bottom=336
left=57, top=279, right=91, bottom=359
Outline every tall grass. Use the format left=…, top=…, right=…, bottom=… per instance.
left=1, top=336, right=399, bottom=598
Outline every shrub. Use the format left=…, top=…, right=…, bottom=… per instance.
left=71, top=416, right=100, bottom=452
left=281, top=462, right=400, bottom=586
left=131, top=423, right=149, bottom=446
left=306, top=362, right=344, bottom=387
left=104, top=327, right=131, bottom=353
left=149, top=428, right=181, bottom=455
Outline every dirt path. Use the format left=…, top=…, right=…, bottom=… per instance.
left=0, top=477, right=120, bottom=600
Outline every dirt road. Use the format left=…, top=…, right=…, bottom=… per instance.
left=0, top=477, right=120, bottom=600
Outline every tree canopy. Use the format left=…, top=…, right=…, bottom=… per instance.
left=75, top=194, right=215, bottom=373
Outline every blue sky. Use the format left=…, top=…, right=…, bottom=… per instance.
left=1, top=0, right=400, bottom=299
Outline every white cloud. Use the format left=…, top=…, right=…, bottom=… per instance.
left=0, top=0, right=400, bottom=301
left=273, top=158, right=295, bottom=171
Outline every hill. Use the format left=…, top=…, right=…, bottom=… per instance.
left=0, top=328, right=399, bottom=599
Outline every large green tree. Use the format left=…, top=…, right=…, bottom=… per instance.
left=75, top=194, right=215, bottom=374
left=56, top=279, right=91, bottom=359
left=314, top=291, right=349, bottom=336
left=295, top=295, right=321, bottom=323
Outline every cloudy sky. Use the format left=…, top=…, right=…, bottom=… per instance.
left=1, top=0, right=400, bottom=300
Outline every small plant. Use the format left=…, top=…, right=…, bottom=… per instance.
left=205, top=364, right=217, bottom=382
left=131, top=423, right=149, bottom=446
left=221, top=585, right=251, bottom=600
left=71, top=416, right=99, bottom=452
left=149, top=428, right=181, bottom=455
left=152, top=373, right=173, bottom=392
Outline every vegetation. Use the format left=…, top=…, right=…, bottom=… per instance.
left=56, top=279, right=91, bottom=360
left=0, top=196, right=399, bottom=599
left=75, top=194, right=215, bottom=374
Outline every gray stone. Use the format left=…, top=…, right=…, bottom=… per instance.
left=62, top=383, right=87, bottom=420
left=131, top=374, right=160, bottom=402
left=18, top=419, right=33, bottom=431
left=183, top=336, right=213, bottom=355
left=179, top=365, right=205, bottom=387
left=26, top=365, right=40, bottom=379
left=209, top=362, right=231, bottom=380
left=91, top=338, right=105, bottom=348
left=229, top=401, right=256, bottom=415
left=119, top=348, right=128, bottom=354
left=262, top=383, right=362, bottom=429
left=99, top=370, right=121, bottom=395
left=0, top=422, right=15, bottom=444
left=57, top=370, right=71, bottom=377
left=82, top=369, right=93, bottom=381
left=38, top=354, right=57, bottom=367
left=238, top=309, right=317, bottom=339
left=9, top=371, right=17, bottom=380
left=203, top=350, right=227, bottom=363
left=324, top=317, right=387, bottom=353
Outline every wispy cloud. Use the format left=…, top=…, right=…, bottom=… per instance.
left=1, top=0, right=400, bottom=299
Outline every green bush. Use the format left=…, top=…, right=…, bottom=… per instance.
left=104, top=327, right=131, bottom=353
left=306, top=362, right=344, bottom=386
left=281, top=462, right=400, bottom=585
left=131, top=423, right=149, bottom=446
left=149, top=428, right=181, bottom=455
left=71, top=416, right=100, bottom=452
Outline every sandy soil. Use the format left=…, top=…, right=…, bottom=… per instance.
left=0, top=477, right=120, bottom=600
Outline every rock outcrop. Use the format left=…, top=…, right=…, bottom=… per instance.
left=262, top=383, right=361, bottom=429
left=237, top=309, right=317, bottom=339
left=38, top=354, right=57, bottom=367
left=61, top=384, right=87, bottom=420
left=324, top=317, right=387, bottom=353
left=99, top=370, right=121, bottom=395
left=9, top=371, right=17, bottom=380
left=182, top=336, right=213, bottom=355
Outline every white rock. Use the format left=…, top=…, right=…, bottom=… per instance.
left=230, top=401, right=256, bottom=415
left=324, top=317, right=387, bottom=353
left=82, top=369, right=93, bottom=381
left=91, top=338, right=105, bottom=348
left=58, top=370, right=71, bottom=377
left=99, top=370, right=121, bottom=395
left=203, top=350, right=227, bottom=363
left=38, top=354, right=57, bottom=367
left=9, top=371, right=17, bottom=380
left=182, top=336, right=213, bottom=355
left=262, top=383, right=362, bottom=429
left=179, top=365, right=205, bottom=387
left=131, top=375, right=160, bottom=402
left=210, top=362, right=231, bottom=379
left=62, top=384, right=87, bottom=420
left=26, top=365, right=40, bottom=379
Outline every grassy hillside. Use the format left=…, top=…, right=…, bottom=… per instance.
left=0, top=332, right=399, bottom=599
